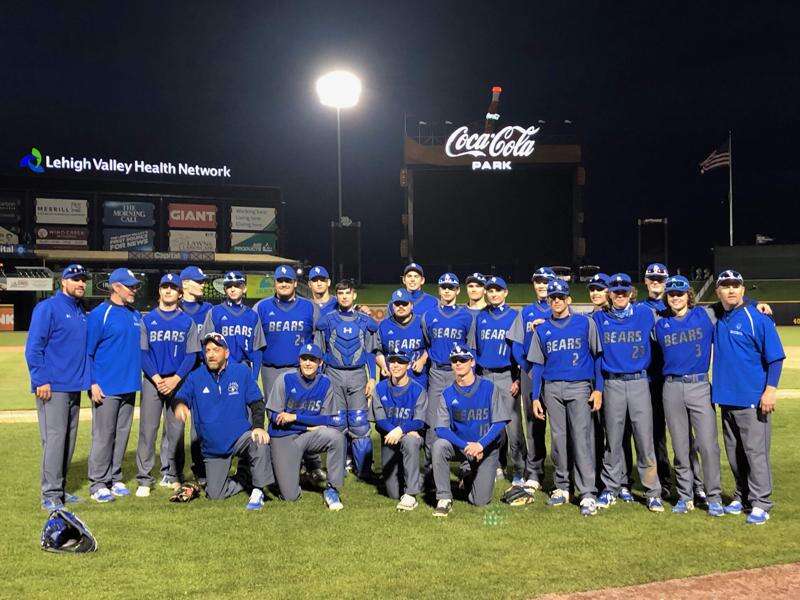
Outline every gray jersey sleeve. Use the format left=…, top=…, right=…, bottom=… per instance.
left=374, top=327, right=384, bottom=354
left=466, top=313, right=477, bottom=348
left=587, top=316, right=602, bottom=356
left=414, top=388, right=429, bottom=422
left=433, top=393, right=450, bottom=429
left=703, top=305, right=718, bottom=325
left=139, top=320, right=149, bottom=351
left=312, top=303, right=321, bottom=328
left=265, top=372, right=287, bottom=413
left=506, top=312, right=525, bottom=344
left=490, top=383, right=514, bottom=423
left=202, top=310, right=215, bottom=335
left=186, top=321, right=201, bottom=354
left=252, top=318, right=266, bottom=351
left=525, top=330, right=545, bottom=365
left=370, top=388, right=387, bottom=422
left=421, top=314, right=432, bottom=346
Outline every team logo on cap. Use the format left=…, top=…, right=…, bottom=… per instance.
left=311, top=268, right=320, bottom=276
left=441, top=274, right=455, bottom=284
left=553, top=282, right=563, bottom=291
left=280, top=267, right=287, bottom=275
left=166, top=274, right=173, bottom=281
left=305, top=344, right=313, bottom=352
left=126, top=269, right=134, bottom=277
left=395, top=290, right=402, bottom=298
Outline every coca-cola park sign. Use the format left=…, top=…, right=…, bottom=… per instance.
left=444, top=125, right=540, bottom=171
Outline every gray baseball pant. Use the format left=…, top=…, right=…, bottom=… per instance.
left=37, top=391, right=81, bottom=501
left=88, top=392, right=136, bottom=494
left=270, top=427, right=346, bottom=501
left=600, top=378, right=661, bottom=498
left=136, top=377, right=184, bottom=486
left=424, top=366, right=455, bottom=467
left=261, top=365, right=322, bottom=472
left=542, top=380, right=597, bottom=500
left=326, top=366, right=369, bottom=415
left=662, top=379, right=722, bottom=503
left=479, top=368, right=520, bottom=477
left=381, top=433, right=424, bottom=498
left=721, top=406, right=773, bottom=511
left=204, top=431, right=274, bottom=500
left=432, top=438, right=499, bottom=506
left=520, top=367, right=547, bottom=483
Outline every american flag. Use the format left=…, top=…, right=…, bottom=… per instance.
left=699, top=138, right=731, bottom=174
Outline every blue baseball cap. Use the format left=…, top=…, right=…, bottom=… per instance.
left=449, top=343, right=475, bottom=361
left=222, top=271, right=246, bottom=286
left=465, top=272, right=486, bottom=286
left=587, top=273, right=609, bottom=290
left=390, top=288, right=413, bottom=304
left=645, top=263, right=669, bottom=280
left=438, top=272, right=460, bottom=287
left=547, top=279, right=570, bottom=297
left=108, top=268, right=140, bottom=287
left=308, top=265, right=329, bottom=280
left=180, top=266, right=207, bottom=283
left=485, top=276, right=507, bottom=290
left=607, top=273, right=633, bottom=292
left=403, top=262, right=424, bottom=276
left=298, top=343, right=323, bottom=360
left=716, top=269, right=744, bottom=287
left=202, top=332, right=228, bottom=349
left=386, top=349, right=412, bottom=363
left=274, top=265, right=297, bottom=281
left=159, top=273, right=180, bottom=287
left=61, top=264, right=88, bottom=280
left=532, top=267, right=556, bottom=282
left=665, top=275, right=691, bottom=293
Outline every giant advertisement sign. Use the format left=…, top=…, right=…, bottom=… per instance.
left=230, top=232, right=276, bottom=254
left=168, top=230, right=217, bottom=252
left=230, top=206, right=277, bottom=232
left=167, top=202, right=217, bottom=229
left=35, top=198, right=89, bottom=224
left=35, top=225, right=89, bottom=249
left=103, top=200, right=156, bottom=227
left=103, top=228, right=155, bottom=251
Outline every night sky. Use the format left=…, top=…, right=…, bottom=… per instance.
left=2, top=2, right=798, bottom=280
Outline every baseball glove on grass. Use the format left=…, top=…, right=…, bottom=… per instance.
left=169, top=482, right=202, bottom=503
left=500, top=485, right=535, bottom=507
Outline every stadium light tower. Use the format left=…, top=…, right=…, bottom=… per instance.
left=316, top=70, right=361, bottom=224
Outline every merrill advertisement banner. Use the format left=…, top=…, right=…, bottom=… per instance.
left=230, top=206, right=277, bottom=232
left=167, top=202, right=217, bottom=229
left=103, top=228, right=155, bottom=251
left=103, top=200, right=155, bottom=227
left=169, top=230, right=217, bottom=252
left=230, top=232, right=277, bottom=254
left=0, top=198, right=21, bottom=223
left=35, top=226, right=89, bottom=249
left=35, top=198, right=89, bottom=224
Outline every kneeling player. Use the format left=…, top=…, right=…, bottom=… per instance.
left=173, top=333, right=273, bottom=510
left=266, top=344, right=347, bottom=511
left=371, top=349, right=428, bottom=511
left=431, top=344, right=513, bottom=516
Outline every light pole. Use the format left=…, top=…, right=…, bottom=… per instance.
left=315, top=70, right=361, bottom=224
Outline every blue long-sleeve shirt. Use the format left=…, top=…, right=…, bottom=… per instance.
left=86, top=300, right=145, bottom=395
left=25, top=291, right=90, bottom=392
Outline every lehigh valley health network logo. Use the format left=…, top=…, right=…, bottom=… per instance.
left=19, top=147, right=45, bottom=173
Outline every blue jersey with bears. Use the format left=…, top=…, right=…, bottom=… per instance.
left=475, top=305, right=518, bottom=369
left=255, top=296, right=318, bottom=367
left=422, top=305, right=475, bottom=366
left=142, top=308, right=200, bottom=377
left=205, top=301, right=264, bottom=364
left=528, top=313, right=599, bottom=382
left=654, top=306, right=714, bottom=376
left=377, top=314, right=428, bottom=387
left=593, top=304, right=655, bottom=374
left=266, top=371, right=338, bottom=437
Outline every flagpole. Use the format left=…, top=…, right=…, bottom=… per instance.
left=728, top=130, right=733, bottom=246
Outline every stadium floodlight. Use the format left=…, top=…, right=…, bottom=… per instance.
left=316, top=70, right=362, bottom=224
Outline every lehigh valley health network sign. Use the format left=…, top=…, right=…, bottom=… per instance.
left=444, top=125, right=539, bottom=171
left=19, top=147, right=231, bottom=178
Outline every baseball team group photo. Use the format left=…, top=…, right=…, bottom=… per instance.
left=3, top=2, right=800, bottom=598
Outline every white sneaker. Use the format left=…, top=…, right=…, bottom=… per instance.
left=110, top=482, right=131, bottom=497
left=523, top=479, right=542, bottom=492
left=246, top=489, right=264, bottom=511
left=91, top=487, right=115, bottom=503
left=548, top=488, right=570, bottom=506
left=159, top=477, right=181, bottom=490
left=135, top=486, right=151, bottom=498
left=495, top=467, right=505, bottom=482
left=396, top=494, right=418, bottom=511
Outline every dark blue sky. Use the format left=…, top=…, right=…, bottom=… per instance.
left=2, top=2, right=798, bottom=279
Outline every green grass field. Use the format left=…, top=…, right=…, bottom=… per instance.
left=3, top=405, right=800, bottom=598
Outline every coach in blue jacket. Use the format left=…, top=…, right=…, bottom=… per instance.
left=25, top=264, right=91, bottom=511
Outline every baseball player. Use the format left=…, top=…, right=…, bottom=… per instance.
left=86, top=268, right=146, bottom=503
left=136, top=273, right=201, bottom=497
left=431, top=344, right=513, bottom=516
left=266, top=343, right=346, bottom=510
left=370, top=349, right=428, bottom=510
left=593, top=273, right=664, bottom=512
left=315, top=280, right=378, bottom=480
left=421, top=274, right=476, bottom=477
left=464, top=272, right=487, bottom=315
left=173, top=332, right=273, bottom=510
left=307, top=265, right=338, bottom=315
left=375, top=288, right=428, bottom=389
left=25, top=264, right=90, bottom=510
left=389, top=263, right=438, bottom=317
left=202, top=270, right=265, bottom=381
left=712, top=270, right=784, bottom=525
left=653, top=275, right=723, bottom=516
left=475, top=276, right=520, bottom=483
left=527, top=280, right=603, bottom=516
left=506, top=267, right=555, bottom=491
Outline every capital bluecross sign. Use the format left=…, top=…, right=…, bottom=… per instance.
left=19, top=147, right=45, bottom=173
